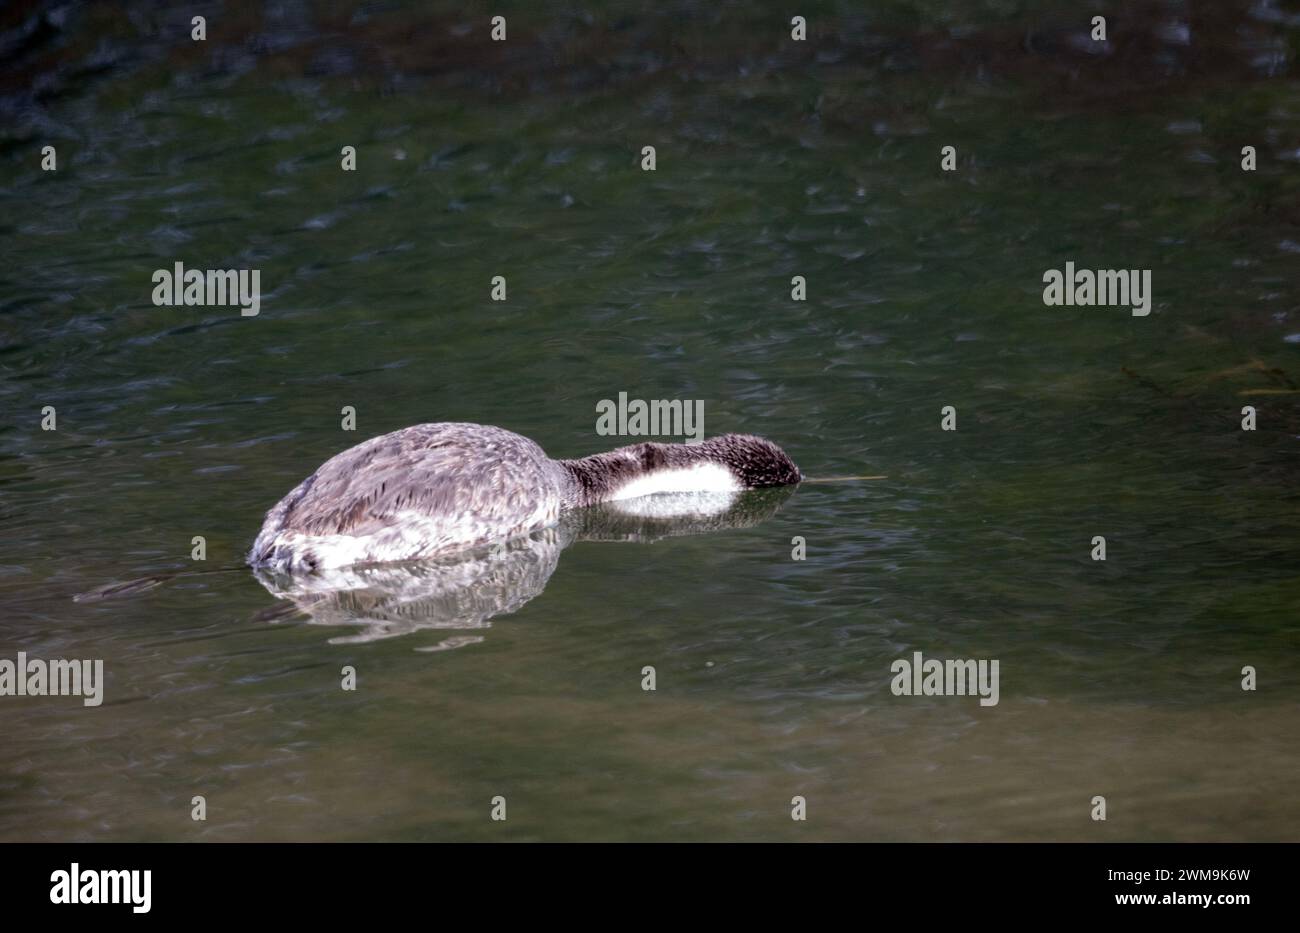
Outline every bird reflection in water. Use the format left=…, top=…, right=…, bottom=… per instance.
left=251, top=487, right=795, bottom=651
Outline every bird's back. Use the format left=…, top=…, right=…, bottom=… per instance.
left=249, top=423, right=569, bottom=571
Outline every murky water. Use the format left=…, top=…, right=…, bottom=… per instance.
left=2, top=1, right=1298, bottom=841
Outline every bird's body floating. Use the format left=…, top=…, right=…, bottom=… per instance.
left=249, top=422, right=802, bottom=573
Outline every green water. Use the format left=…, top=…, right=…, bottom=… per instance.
left=1, top=1, right=1298, bottom=841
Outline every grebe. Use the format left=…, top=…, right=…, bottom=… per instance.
left=249, top=423, right=801, bottom=573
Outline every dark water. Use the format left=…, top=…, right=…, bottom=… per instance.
left=1, top=1, right=1299, bottom=841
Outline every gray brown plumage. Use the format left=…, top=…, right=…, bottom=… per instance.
left=249, top=422, right=800, bottom=573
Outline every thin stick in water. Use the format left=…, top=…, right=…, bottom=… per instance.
left=801, top=475, right=889, bottom=483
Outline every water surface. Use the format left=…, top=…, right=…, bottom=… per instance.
left=1, top=1, right=1298, bottom=841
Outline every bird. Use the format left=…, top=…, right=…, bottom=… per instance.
left=248, top=422, right=802, bottom=573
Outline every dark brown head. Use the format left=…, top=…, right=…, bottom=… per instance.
left=692, top=433, right=802, bottom=488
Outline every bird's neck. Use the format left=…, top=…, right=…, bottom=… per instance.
left=559, top=441, right=706, bottom=508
